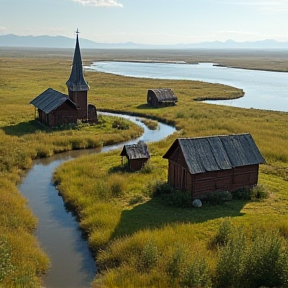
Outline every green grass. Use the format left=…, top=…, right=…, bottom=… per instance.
left=1, top=49, right=288, bottom=287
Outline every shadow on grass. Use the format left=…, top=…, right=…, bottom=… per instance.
left=2, top=120, right=50, bottom=136
left=108, top=163, right=130, bottom=174
left=136, top=104, right=155, bottom=110
left=110, top=196, right=247, bottom=240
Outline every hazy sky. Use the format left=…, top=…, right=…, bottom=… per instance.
left=0, top=0, right=287, bottom=44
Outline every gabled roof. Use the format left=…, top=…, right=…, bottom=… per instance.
left=66, top=33, right=89, bottom=92
left=120, top=141, right=150, bottom=160
left=148, top=89, right=178, bottom=102
left=30, top=88, right=77, bottom=114
left=163, top=134, right=265, bottom=174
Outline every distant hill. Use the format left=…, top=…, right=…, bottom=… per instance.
left=0, top=34, right=288, bottom=49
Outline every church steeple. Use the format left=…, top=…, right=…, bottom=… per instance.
left=66, top=29, right=89, bottom=92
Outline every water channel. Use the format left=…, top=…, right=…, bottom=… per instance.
left=18, top=112, right=176, bottom=288
left=87, top=61, right=288, bottom=113
left=19, top=61, right=287, bottom=287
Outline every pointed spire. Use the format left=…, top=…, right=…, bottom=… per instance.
left=66, top=30, right=89, bottom=91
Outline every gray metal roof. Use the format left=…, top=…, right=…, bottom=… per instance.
left=163, top=134, right=265, bottom=174
left=66, top=34, right=89, bottom=92
left=30, top=88, right=77, bottom=114
left=149, top=89, right=178, bottom=102
left=120, top=141, right=150, bottom=160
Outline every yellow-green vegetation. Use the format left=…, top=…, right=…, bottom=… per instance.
left=0, top=54, right=142, bottom=287
left=53, top=55, right=288, bottom=285
left=1, top=48, right=288, bottom=287
left=140, top=118, right=159, bottom=130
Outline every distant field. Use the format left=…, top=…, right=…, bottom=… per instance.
left=1, top=47, right=288, bottom=72
left=1, top=48, right=288, bottom=288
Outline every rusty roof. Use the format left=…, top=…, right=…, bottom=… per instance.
left=148, top=89, right=178, bottom=102
left=66, top=34, right=89, bottom=92
left=120, top=141, right=150, bottom=160
left=163, top=134, right=265, bottom=174
left=30, top=88, right=77, bottom=114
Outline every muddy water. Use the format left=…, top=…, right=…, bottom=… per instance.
left=18, top=113, right=176, bottom=288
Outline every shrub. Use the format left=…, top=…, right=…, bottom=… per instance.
left=137, top=240, right=159, bottom=273
left=251, top=185, right=269, bottom=200
left=232, top=187, right=252, bottom=200
left=205, top=191, right=232, bottom=205
left=146, top=180, right=173, bottom=197
left=112, top=118, right=129, bottom=130
left=214, top=228, right=246, bottom=288
left=209, top=218, right=234, bottom=249
left=140, top=161, right=154, bottom=174
left=109, top=175, right=126, bottom=197
left=232, top=185, right=269, bottom=201
left=162, top=190, right=193, bottom=208
left=214, top=227, right=288, bottom=288
left=166, top=246, right=186, bottom=280
left=181, top=258, right=212, bottom=288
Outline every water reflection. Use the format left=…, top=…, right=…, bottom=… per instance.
left=18, top=112, right=176, bottom=288
left=88, top=62, right=288, bottom=112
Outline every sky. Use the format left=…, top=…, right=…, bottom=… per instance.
left=0, top=0, right=287, bottom=45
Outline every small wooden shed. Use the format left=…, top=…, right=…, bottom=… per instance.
left=147, top=89, right=178, bottom=107
left=163, top=134, right=265, bottom=199
left=30, top=88, right=79, bottom=127
left=120, top=141, right=150, bottom=171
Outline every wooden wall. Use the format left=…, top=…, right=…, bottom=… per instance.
left=68, top=90, right=88, bottom=120
left=129, top=159, right=148, bottom=172
left=167, top=160, right=260, bottom=199
left=37, top=102, right=78, bottom=127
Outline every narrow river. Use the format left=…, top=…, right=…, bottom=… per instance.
left=18, top=112, right=176, bottom=288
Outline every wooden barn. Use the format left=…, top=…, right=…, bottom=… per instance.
left=163, top=134, right=265, bottom=199
left=30, top=30, right=97, bottom=127
left=120, top=141, right=150, bottom=171
left=30, top=88, right=79, bottom=126
left=147, top=89, right=178, bottom=107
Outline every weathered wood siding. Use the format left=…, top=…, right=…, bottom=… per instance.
left=88, top=104, right=98, bottom=123
left=129, top=159, right=148, bottom=172
left=68, top=90, right=88, bottom=120
left=37, top=102, right=78, bottom=127
left=167, top=160, right=260, bottom=199
left=147, top=90, right=159, bottom=106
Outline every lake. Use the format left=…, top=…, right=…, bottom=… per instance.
left=86, top=61, right=288, bottom=112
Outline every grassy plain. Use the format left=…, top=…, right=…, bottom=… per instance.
left=1, top=48, right=288, bottom=287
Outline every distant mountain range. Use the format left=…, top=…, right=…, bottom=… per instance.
left=0, top=34, right=288, bottom=49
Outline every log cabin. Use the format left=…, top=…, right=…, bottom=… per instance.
left=163, top=134, right=265, bottom=199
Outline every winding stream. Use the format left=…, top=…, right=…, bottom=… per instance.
left=18, top=112, right=176, bottom=288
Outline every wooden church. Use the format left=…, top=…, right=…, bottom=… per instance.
left=30, top=31, right=97, bottom=127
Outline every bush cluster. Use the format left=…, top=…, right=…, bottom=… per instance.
left=112, top=118, right=130, bottom=130
left=232, top=185, right=269, bottom=200
left=205, top=191, right=233, bottom=205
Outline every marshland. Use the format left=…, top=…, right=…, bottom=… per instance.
left=1, top=48, right=288, bottom=288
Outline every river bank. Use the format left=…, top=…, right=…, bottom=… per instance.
left=1, top=48, right=288, bottom=73
left=88, top=61, right=288, bottom=112
left=1, top=52, right=288, bottom=287
left=18, top=113, right=176, bottom=288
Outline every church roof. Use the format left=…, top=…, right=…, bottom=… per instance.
left=30, top=88, right=77, bottom=113
left=66, top=33, right=89, bottom=92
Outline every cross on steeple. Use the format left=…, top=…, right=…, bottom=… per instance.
left=75, top=28, right=80, bottom=35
